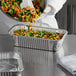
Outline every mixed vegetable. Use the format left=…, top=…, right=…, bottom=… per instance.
left=1, top=0, right=44, bottom=22
left=32, top=0, right=44, bottom=15
left=1, top=0, right=64, bottom=40
left=13, top=24, right=64, bottom=40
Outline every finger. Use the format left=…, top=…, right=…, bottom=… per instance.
left=44, top=5, right=52, bottom=13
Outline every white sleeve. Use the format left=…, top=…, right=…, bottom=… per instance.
left=47, top=0, right=67, bottom=14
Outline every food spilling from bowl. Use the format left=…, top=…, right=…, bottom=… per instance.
left=1, top=0, right=44, bottom=22
left=13, top=24, right=64, bottom=40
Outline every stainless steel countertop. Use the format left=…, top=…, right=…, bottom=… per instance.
left=0, top=34, right=76, bottom=76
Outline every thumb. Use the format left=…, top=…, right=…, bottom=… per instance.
left=37, top=13, right=46, bottom=21
left=44, top=5, right=52, bottom=13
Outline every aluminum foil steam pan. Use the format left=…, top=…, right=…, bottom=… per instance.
left=9, top=24, right=68, bottom=51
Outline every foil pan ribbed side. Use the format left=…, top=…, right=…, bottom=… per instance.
left=9, top=24, right=68, bottom=51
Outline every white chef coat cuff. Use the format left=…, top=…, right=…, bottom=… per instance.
left=47, top=0, right=67, bottom=14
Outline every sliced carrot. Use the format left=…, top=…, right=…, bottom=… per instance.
left=60, top=33, right=63, bottom=36
left=1, top=6, right=5, bottom=11
left=29, top=30, right=32, bottom=32
left=29, top=23, right=33, bottom=27
left=32, top=18, right=34, bottom=22
left=12, top=5, right=14, bottom=9
left=26, top=6, right=31, bottom=9
left=5, top=7, right=8, bottom=12
left=14, top=33, right=18, bottom=35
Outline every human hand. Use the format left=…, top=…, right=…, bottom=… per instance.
left=43, top=5, right=52, bottom=14
left=20, top=0, right=34, bottom=9
left=37, top=5, right=52, bottom=21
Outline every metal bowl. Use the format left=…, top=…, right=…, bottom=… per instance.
left=0, top=0, right=45, bottom=23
